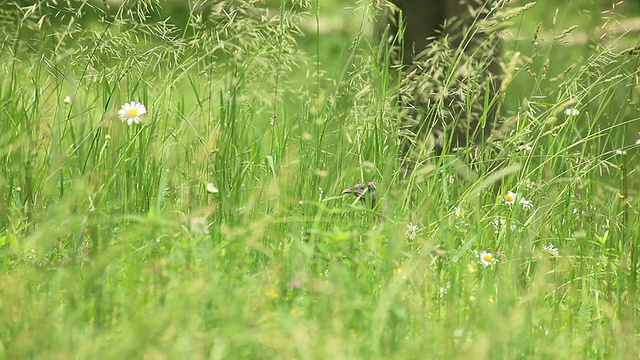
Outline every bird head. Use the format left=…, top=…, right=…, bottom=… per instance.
left=342, top=181, right=383, bottom=223
left=342, top=182, right=377, bottom=208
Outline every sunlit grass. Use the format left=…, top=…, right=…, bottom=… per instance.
left=0, top=0, right=639, bottom=358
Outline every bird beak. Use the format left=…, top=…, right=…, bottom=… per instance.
left=341, top=187, right=353, bottom=194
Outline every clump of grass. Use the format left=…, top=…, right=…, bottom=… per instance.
left=0, top=0, right=638, bottom=358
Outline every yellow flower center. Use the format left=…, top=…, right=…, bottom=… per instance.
left=126, top=108, right=139, bottom=117
left=483, top=254, right=493, bottom=263
left=505, top=195, right=514, bottom=202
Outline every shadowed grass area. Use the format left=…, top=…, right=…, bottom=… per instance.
left=0, top=0, right=639, bottom=358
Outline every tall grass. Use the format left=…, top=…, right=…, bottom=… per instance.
left=0, top=0, right=638, bottom=358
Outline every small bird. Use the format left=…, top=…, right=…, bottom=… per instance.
left=342, top=182, right=377, bottom=207
left=342, top=182, right=383, bottom=223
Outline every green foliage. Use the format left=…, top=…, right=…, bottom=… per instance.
left=0, top=0, right=639, bottom=358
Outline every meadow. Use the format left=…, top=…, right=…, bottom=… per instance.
left=0, top=0, right=639, bottom=358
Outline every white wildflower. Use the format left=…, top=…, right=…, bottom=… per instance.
left=454, top=206, right=463, bottom=218
left=478, top=251, right=496, bottom=267
left=518, top=143, right=532, bottom=151
left=539, top=326, right=550, bottom=336
left=492, top=218, right=516, bottom=233
left=406, top=222, right=419, bottom=241
left=520, top=178, right=535, bottom=189
left=63, top=96, right=72, bottom=104
left=190, top=216, right=209, bottom=235
left=564, top=108, right=579, bottom=116
left=118, top=101, right=147, bottom=125
left=504, top=191, right=517, bottom=205
left=519, top=197, right=534, bottom=210
left=439, top=284, right=450, bottom=298
left=543, top=243, right=559, bottom=256
left=492, top=218, right=507, bottom=233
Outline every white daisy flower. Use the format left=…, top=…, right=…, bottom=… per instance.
left=492, top=218, right=506, bottom=233
left=478, top=251, right=495, bottom=267
left=564, top=108, right=579, bottom=116
left=543, top=243, right=559, bottom=256
left=118, top=101, right=147, bottom=125
left=504, top=191, right=517, bottom=205
left=492, top=218, right=516, bottom=233
left=454, top=206, right=463, bottom=218
left=520, top=178, right=535, bottom=189
left=406, top=222, right=419, bottom=241
left=519, top=197, right=534, bottom=210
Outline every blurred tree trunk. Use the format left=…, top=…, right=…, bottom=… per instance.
left=380, top=0, right=501, bottom=154
left=391, top=0, right=470, bottom=67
